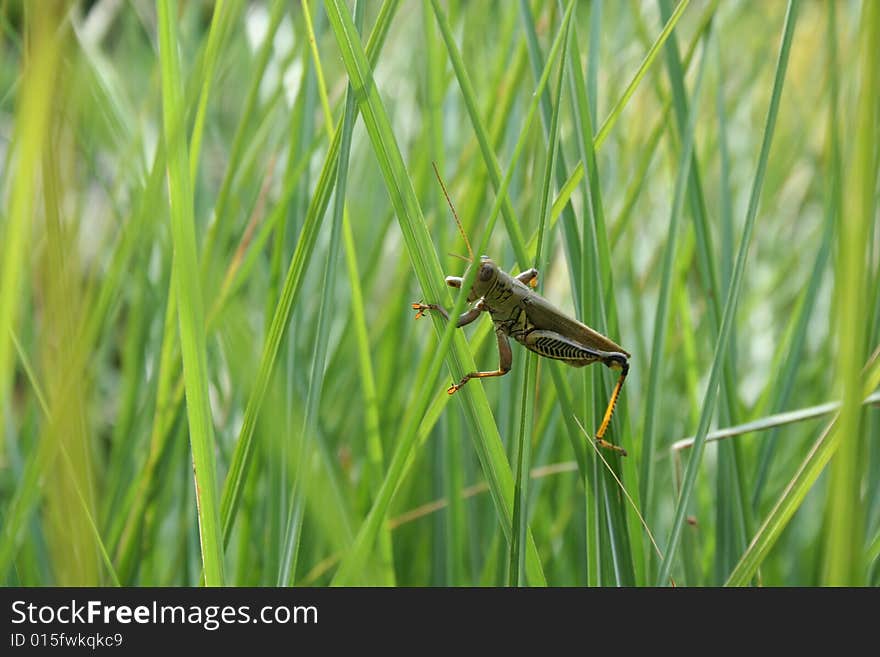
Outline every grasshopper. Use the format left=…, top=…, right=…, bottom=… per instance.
left=413, top=165, right=630, bottom=456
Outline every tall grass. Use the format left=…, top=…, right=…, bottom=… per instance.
left=1, top=0, right=878, bottom=586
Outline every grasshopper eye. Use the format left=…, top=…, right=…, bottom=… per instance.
left=479, top=263, right=493, bottom=282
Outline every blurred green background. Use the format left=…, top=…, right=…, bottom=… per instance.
left=1, top=0, right=878, bottom=586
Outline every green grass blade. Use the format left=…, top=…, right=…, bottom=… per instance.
left=821, top=0, right=878, bottom=586
left=586, top=0, right=601, bottom=124
left=428, top=0, right=529, bottom=269
left=0, top=10, right=61, bottom=579
left=510, top=10, right=571, bottom=586
left=277, top=0, right=360, bottom=586
left=422, top=2, right=464, bottom=586
left=673, top=392, right=880, bottom=452
left=711, top=28, right=746, bottom=584
left=750, top=190, right=835, bottom=507
left=0, top=11, right=58, bottom=441
left=157, top=0, right=225, bottom=585
left=218, top=0, right=400, bottom=547
left=715, top=36, right=734, bottom=301
left=727, top=411, right=839, bottom=586
left=188, top=0, right=238, bottom=182
left=639, top=25, right=710, bottom=571
left=656, top=0, right=799, bottom=585
left=564, top=22, right=626, bottom=586
left=342, top=212, right=396, bottom=584
left=656, top=0, right=753, bottom=582
left=202, top=0, right=287, bottom=272
left=594, top=0, right=690, bottom=149
left=519, top=0, right=585, bottom=307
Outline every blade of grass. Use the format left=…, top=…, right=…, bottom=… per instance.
left=0, top=8, right=62, bottom=579
left=821, top=0, right=878, bottom=586
left=714, top=31, right=733, bottom=303
left=422, top=2, right=465, bottom=586
left=594, top=0, right=691, bottom=150
left=301, top=0, right=335, bottom=133
left=712, top=25, right=747, bottom=584
left=429, top=0, right=529, bottom=268
left=10, top=333, right=121, bottom=586
left=656, top=0, right=799, bottom=585
left=157, top=0, right=224, bottom=585
left=673, top=392, right=880, bottom=452
left=217, top=0, right=401, bottom=547
left=510, top=8, right=571, bottom=586
left=519, top=0, right=586, bottom=315
left=0, top=8, right=59, bottom=446
left=342, top=212, right=396, bottom=584
left=726, top=376, right=879, bottom=586
left=106, top=2, right=241, bottom=580
left=586, top=0, right=601, bottom=125
left=750, top=185, right=835, bottom=507
left=658, top=0, right=755, bottom=582
left=188, top=0, right=237, bottom=182
left=639, top=18, right=710, bottom=575
left=201, top=0, right=287, bottom=275
left=565, top=6, right=641, bottom=585
left=651, top=0, right=749, bottom=549
left=277, top=0, right=359, bottom=586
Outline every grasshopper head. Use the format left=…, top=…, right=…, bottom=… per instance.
left=466, top=255, right=498, bottom=301
left=445, top=255, right=499, bottom=301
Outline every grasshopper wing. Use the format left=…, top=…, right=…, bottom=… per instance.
left=522, top=292, right=630, bottom=359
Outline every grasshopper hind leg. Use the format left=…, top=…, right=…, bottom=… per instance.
left=595, top=355, right=629, bottom=456
left=523, top=330, right=629, bottom=455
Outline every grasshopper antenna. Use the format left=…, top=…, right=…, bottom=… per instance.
left=432, top=161, right=473, bottom=262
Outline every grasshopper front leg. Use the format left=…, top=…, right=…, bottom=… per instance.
left=411, top=299, right=485, bottom=326
left=412, top=274, right=483, bottom=324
